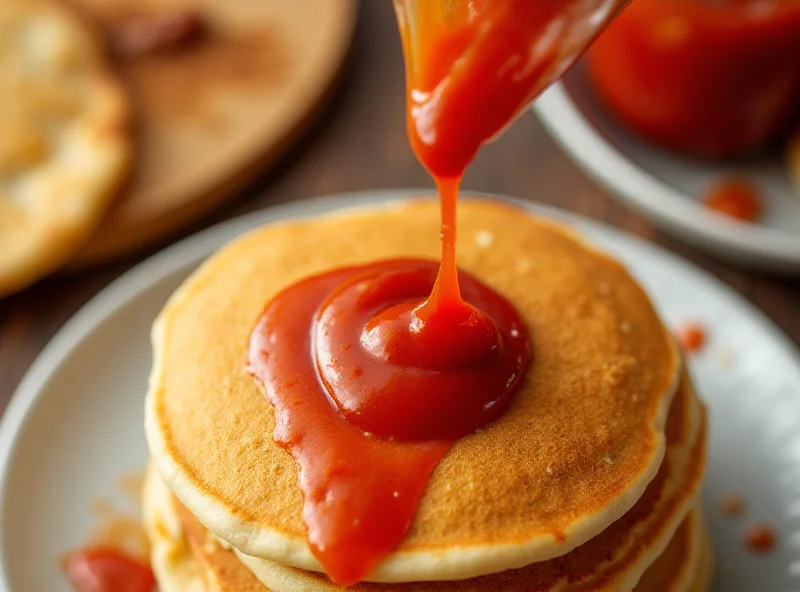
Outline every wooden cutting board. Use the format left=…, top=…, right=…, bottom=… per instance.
left=70, top=0, right=357, bottom=267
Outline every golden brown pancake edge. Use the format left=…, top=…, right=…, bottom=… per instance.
left=145, top=198, right=681, bottom=581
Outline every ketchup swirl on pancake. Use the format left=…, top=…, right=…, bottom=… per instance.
left=249, top=0, right=621, bottom=584
left=248, top=260, right=528, bottom=584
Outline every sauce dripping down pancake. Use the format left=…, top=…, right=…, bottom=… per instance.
left=248, top=260, right=529, bottom=584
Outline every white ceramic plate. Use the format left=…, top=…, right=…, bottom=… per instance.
left=534, top=65, right=800, bottom=275
left=1, top=190, right=799, bottom=591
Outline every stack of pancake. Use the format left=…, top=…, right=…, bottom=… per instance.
left=144, top=199, right=711, bottom=591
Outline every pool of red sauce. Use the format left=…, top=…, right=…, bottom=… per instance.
left=248, top=0, right=618, bottom=585
left=249, top=259, right=529, bottom=583
left=65, top=547, right=155, bottom=592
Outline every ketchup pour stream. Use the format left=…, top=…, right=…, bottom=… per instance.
left=248, top=0, right=620, bottom=584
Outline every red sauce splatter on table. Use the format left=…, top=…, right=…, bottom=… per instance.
left=676, top=322, right=707, bottom=354
left=248, top=0, right=622, bottom=584
left=745, top=523, right=777, bottom=554
left=703, top=177, right=763, bottom=222
left=65, top=547, right=155, bottom=592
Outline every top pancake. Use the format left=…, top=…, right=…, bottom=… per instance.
left=146, top=198, right=680, bottom=582
left=144, top=369, right=705, bottom=592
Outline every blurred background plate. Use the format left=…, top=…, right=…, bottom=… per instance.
left=533, top=66, right=800, bottom=275
left=0, top=191, right=798, bottom=591
left=70, top=0, right=357, bottom=268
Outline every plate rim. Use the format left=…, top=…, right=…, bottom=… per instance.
left=1, top=188, right=799, bottom=590
left=534, top=82, right=800, bottom=273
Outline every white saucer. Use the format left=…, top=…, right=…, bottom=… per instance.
left=534, top=65, right=800, bottom=275
left=1, top=190, right=799, bottom=591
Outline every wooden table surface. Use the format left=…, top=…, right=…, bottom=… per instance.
left=1, top=1, right=798, bottom=409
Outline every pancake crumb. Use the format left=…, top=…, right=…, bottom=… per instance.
left=545, top=465, right=553, bottom=475
left=202, top=536, right=220, bottom=555
left=620, top=321, right=631, bottom=333
left=676, top=322, right=707, bottom=354
left=516, top=259, right=532, bottom=272
left=719, top=494, right=745, bottom=517
left=744, top=523, right=776, bottom=554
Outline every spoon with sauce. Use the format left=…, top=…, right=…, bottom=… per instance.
left=394, top=0, right=628, bottom=357
left=396, top=0, right=628, bottom=178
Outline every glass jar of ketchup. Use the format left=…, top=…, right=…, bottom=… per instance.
left=586, top=0, right=800, bottom=157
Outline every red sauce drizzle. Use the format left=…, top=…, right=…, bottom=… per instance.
left=248, top=0, right=622, bottom=584
left=249, top=260, right=529, bottom=583
left=65, top=547, right=155, bottom=592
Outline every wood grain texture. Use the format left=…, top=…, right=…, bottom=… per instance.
left=0, top=0, right=798, bottom=413
left=70, top=0, right=357, bottom=266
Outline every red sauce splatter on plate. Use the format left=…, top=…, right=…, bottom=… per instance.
left=65, top=547, right=155, bottom=592
left=704, top=177, right=763, bottom=222
left=745, top=523, right=777, bottom=554
left=676, top=322, right=707, bottom=354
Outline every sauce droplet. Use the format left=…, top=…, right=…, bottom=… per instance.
left=676, top=322, right=706, bottom=354
left=704, top=177, right=763, bottom=222
left=744, top=523, right=777, bottom=554
left=65, top=547, right=155, bottom=592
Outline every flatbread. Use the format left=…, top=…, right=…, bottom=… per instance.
left=0, top=0, right=131, bottom=297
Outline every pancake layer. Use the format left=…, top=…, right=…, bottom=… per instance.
left=635, top=508, right=708, bottom=592
left=235, top=373, right=706, bottom=591
left=153, top=506, right=713, bottom=592
left=144, top=444, right=710, bottom=592
left=145, top=369, right=705, bottom=592
left=146, top=199, right=680, bottom=582
left=143, top=464, right=205, bottom=592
